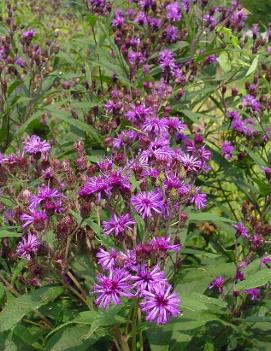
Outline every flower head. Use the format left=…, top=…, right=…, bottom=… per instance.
left=93, top=269, right=133, bottom=309
left=209, top=276, right=225, bottom=293
left=132, top=265, right=167, bottom=295
left=131, top=190, right=165, bottom=219
left=244, top=288, right=260, bottom=301
left=151, top=236, right=181, bottom=252
left=233, top=222, right=249, bottom=239
left=166, top=2, right=182, bottom=22
left=140, top=282, right=181, bottom=324
left=16, top=233, right=40, bottom=260
left=20, top=210, right=47, bottom=230
left=23, top=135, right=51, bottom=155
left=222, top=141, right=235, bottom=160
left=102, top=214, right=135, bottom=237
left=97, top=248, right=119, bottom=271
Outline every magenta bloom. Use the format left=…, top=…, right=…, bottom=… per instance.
left=97, top=248, right=119, bottom=270
left=20, top=210, right=47, bottom=230
left=106, top=171, right=131, bottom=193
left=222, top=141, right=235, bottom=160
left=22, top=29, right=35, bottom=43
left=262, top=256, right=271, bottom=267
left=102, top=214, right=135, bottom=236
left=166, top=2, right=182, bottom=22
left=204, top=55, right=217, bottom=65
left=132, top=265, right=167, bottom=294
left=151, top=236, right=181, bottom=252
left=209, top=276, right=225, bottom=293
left=179, top=154, right=201, bottom=172
left=142, top=118, right=168, bottom=135
left=93, top=269, right=133, bottom=309
left=79, top=176, right=111, bottom=200
left=30, top=186, right=62, bottom=211
left=243, top=94, right=261, bottom=112
left=16, top=233, right=40, bottom=260
left=164, top=117, right=186, bottom=134
left=233, top=222, right=249, bottom=239
left=131, top=190, right=165, bottom=219
left=23, top=135, right=51, bottom=155
left=140, top=283, right=181, bottom=324
left=191, top=189, right=207, bottom=210
left=164, top=25, right=180, bottom=43
left=125, top=104, right=152, bottom=124
left=159, top=49, right=176, bottom=72
left=244, top=288, right=260, bottom=301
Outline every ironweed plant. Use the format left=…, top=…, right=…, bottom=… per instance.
left=0, top=0, right=271, bottom=350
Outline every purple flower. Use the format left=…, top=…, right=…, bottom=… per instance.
left=138, top=0, right=156, bottom=10
left=148, top=17, right=162, bottom=30
left=263, top=167, right=271, bottom=179
left=93, top=269, right=133, bottom=309
left=97, top=248, right=119, bottom=270
left=131, top=190, right=165, bottom=219
left=132, top=265, right=167, bottom=294
left=204, top=55, right=217, bottom=65
left=79, top=176, right=111, bottom=200
left=134, top=11, right=148, bottom=26
left=23, top=135, right=51, bottom=155
left=14, top=57, right=26, bottom=67
left=261, top=256, right=271, bottom=267
left=164, top=25, right=180, bottom=43
left=22, top=29, right=35, bottom=42
left=159, top=49, right=176, bottom=72
left=203, top=14, right=217, bottom=29
left=166, top=2, right=182, bottom=22
left=209, top=276, right=225, bottom=293
left=233, top=222, right=249, bottom=239
left=140, top=282, right=181, bottom=324
left=128, top=50, right=145, bottom=66
left=20, top=210, right=47, bottom=230
left=151, top=236, right=181, bottom=252
left=164, top=117, right=186, bottom=134
left=112, top=9, right=125, bottom=28
left=178, top=154, right=201, bottom=172
left=102, top=214, right=135, bottom=236
left=16, top=233, right=40, bottom=260
left=30, top=186, right=62, bottom=211
left=106, top=171, right=131, bottom=193
left=243, top=95, right=261, bottom=112
left=98, top=158, right=113, bottom=172
left=181, top=0, right=190, bottom=13
left=142, top=118, right=168, bottom=135
left=191, top=189, right=207, bottom=210
left=221, top=141, right=235, bottom=160
left=125, top=104, right=152, bottom=124
left=244, top=288, right=260, bottom=301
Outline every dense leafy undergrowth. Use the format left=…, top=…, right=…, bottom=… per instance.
left=0, top=0, right=271, bottom=350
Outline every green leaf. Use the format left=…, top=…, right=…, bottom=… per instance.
left=45, top=324, right=97, bottom=351
left=188, top=212, right=234, bottom=224
left=11, top=260, right=27, bottom=285
left=0, top=230, right=22, bottom=238
left=45, top=106, right=104, bottom=146
left=235, top=269, right=271, bottom=291
left=218, top=52, right=231, bottom=72
left=245, top=55, right=259, bottom=77
left=0, top=286, right=64, bottom=332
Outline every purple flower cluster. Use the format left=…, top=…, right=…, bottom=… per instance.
left=93, top=237, right=181, bottom=324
